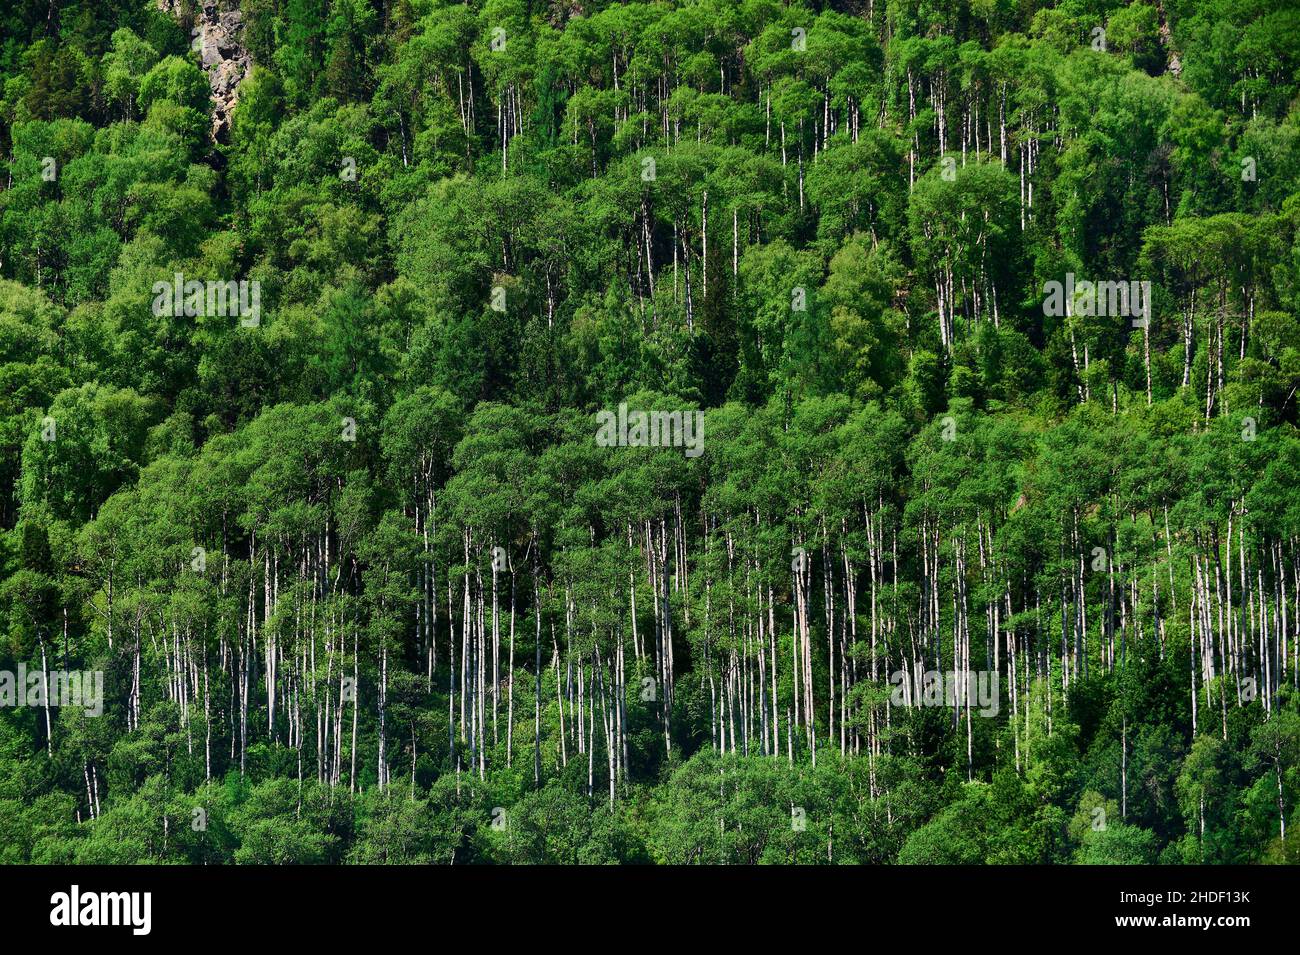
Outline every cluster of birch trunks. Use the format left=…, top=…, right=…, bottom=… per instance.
left=62, top=405, right=1299, bottom=819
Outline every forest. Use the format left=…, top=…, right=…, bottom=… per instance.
left=1, top=0, right=1299, bottom=865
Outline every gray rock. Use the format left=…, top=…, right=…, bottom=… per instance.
left=161, top=0, right=251, bottom=141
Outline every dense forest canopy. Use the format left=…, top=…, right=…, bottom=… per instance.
left=1, top=0, right=1299, bottom=865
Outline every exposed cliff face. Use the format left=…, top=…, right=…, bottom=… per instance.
left=158, top=1, right=251, bottom=141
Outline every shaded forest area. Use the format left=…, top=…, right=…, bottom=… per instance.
left=2, top=0, right=1300, bottom=864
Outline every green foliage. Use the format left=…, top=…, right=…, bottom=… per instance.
left=1, top=0, right=1299, bottom=866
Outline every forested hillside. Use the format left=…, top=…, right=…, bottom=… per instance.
left=1, top=0, right=1299, bottom=865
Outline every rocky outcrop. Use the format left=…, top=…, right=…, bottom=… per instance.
left=1155, top=0, right=1182, bottom=78
left=158, top=1, right=251, bottom=141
